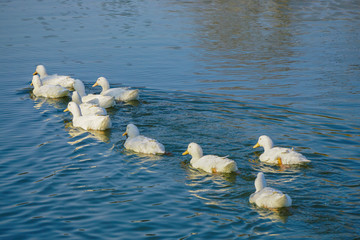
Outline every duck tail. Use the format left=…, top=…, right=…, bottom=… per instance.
left=299, top=155, right=311, bottom=163
left=124, top=89, right=139, bottom=101
left=225, top=161, right=238, bottom=173
left=278, top=194, right=292, bottom=207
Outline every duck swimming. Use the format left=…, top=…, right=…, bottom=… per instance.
left=73, top=79, right=115, bottom=109
left=64, top=102, right=111, bottom=131
left=92, top=77, right=139, bottom=102
left=33, top=65, right=75, bottom=90
left=71, top=91, right=107, bottom=116
left=253, top=135, right=311, bottom=166
left=249, top=172, right=292, bottom=209
left=122, top=124, right=165, bottom=155
left=182, top=142, right=238, bottom=173
left=31, top=74, right=69, bottom=98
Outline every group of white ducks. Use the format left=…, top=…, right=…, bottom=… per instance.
left=31, top=65, right=311, bottom=211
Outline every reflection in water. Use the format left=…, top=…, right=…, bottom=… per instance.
left=30, top=92, right=70, bottom=110
left=191, top=0, right=294, bottom=87
left=194, top=0, right=292, bottom=52
left=123, top=151, right=164, bottom=160
left=183, top=161, right=238, bottom=206
left=64, top=121, right=111, bottom=143
left=250, top=206, right=291, bottom=223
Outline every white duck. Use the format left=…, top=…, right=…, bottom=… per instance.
left=71, top=91, right=107, bottom=116
left=122, top=124, right=165, bottom=155
left=64, top=102, right=111, bottom=131
left=182, top=142, right=238, bottom=173
left=33, top=65, right=75, bottom=89
left=253, top=135, right=311, bottom=166
left=249, top=172, right=292, bottom=209
left=93, top=77, right=139, bottom=102
left=31, top=74, right=69, bottom=98
left=73, top=79, right=115, bottom=109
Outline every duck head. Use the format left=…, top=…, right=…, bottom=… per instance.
left=31, top=74, right=42, bottom=88
left=33, top=65, right=47, bottom=77
left=122, top=124, right=140, bottom=138
left=182, top=142, right=203, bottom=161
left=64, top=102, right=82, bottom=117
left=93, top=77, right=110, bottom=92
left=253, top=135, right=274, bottom=151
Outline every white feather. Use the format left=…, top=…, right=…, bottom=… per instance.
left=249, top=172, right=292, bottom=208
left=253, top=135, right=311, bottom=165
left=183, top=142, right=238, bottom=173
left=123, top=124, right=165, bottom=155
left=65, top=102, right=111, bottom=131
left=33, top=65, right=75, bottom=89
left=73, top=79, right=115, bottom=109
left=31, top=75, right=69, bottom=98
left=71, top=91, right=107, bottom=116
left=93, top=77, right=139, bottom=102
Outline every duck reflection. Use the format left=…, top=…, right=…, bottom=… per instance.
left=64, top=121, right=111, bottom=143
left=30, top=91, right=70, bottom=110
left=250, top=206, right=292, bottom=223
left=182, top=160, right=238, bottom=206
left=122, top=149, right=165, bottom=161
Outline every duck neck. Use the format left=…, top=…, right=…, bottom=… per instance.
left=73, top=79, right=86, bottom=97
left=190, top=149, right=203, bottom=163
left=71, top=103, right=82, bottom=118
left=255, top=174, right=267, bottom=192
left=72, top=92, right=83, bottom=105
left=101, top=80, right=110, bottom=93
left=32, top=76, right=42, bottom=89
left=263, top=139, right=274, bottom=152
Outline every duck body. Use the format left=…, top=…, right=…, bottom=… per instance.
left=123, top=124, right=165, bottom=155
left=259, top=147, right=310, bottom=165
left=191, top=155, right=238, bottom=173
left=33, top=65, right=75, bottom=89
left=73, top=79, right=115, bottom=108
left=32, top=75, right=69, bottom=98
left=73, top=115, right=111, bottom=131
left=249, top=172, right=292, bottom=208
left=183, top=142, right=238, bottom=173
left=64, top=102, right=111, bottom=131
left=72, top=91, right=107, bottom=116
left=102, top=88, right=139, bottom=102
left=82, top=94, right=116, bottom=108
left=253, top=135, right=310, bottom=165
left=79, top=103, right=107, bottom=116
left=93, top=77, right=139, bottom=102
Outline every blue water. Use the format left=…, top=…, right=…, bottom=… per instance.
left=1, top=0, right=360, bottom=239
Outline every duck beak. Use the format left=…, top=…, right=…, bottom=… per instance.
left=33, top=71, right=38, bottom=75
left=253, top=142, right=260, bottom=148
left=122, top=132, right=128, bottom=137
left=182, top=150, right=189, bottom=155
left=64, top=108, right=69, bottom=112
left=92, top=82, right=99, bottom=87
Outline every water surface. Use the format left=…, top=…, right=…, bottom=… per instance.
left=0, top=0, right=359, bottom=239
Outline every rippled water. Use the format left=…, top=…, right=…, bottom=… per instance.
left=1, top=0, right=359, bottom=239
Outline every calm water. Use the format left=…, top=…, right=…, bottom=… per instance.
left=1, top=0, right=360, bottom=239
